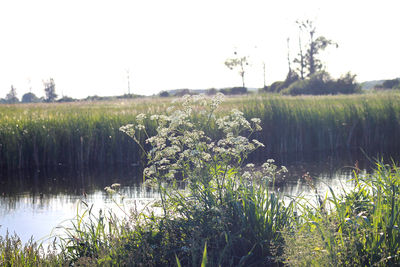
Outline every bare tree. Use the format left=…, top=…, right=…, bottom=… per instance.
left=224, top=51, right=249, bottom=88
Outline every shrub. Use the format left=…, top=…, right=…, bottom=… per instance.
left=264, top=72, right=299, bottom=93
left=283, top=71, right=360, bottom=95
left=21, top=92, right=40, bottom=103
left=159, top=90, right=170, bottom=97
left=264, top=81, right=284, bottom=93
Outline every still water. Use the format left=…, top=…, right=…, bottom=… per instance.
left=0, top=150, right=397, bottom=244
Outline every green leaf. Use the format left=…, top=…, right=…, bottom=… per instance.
left=201, top=242, right=207, bottom=267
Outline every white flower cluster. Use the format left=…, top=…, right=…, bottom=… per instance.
left=120, top=94, right=284, bottom=188
left=119, top=124, right=135, bottom=138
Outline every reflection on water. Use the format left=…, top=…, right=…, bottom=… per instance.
left=0, top=166, right=158, bottom=243
left=0, top=150, right=398, bottom=243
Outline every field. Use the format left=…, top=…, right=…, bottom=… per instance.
left=0, top=91, right=399, bottom=170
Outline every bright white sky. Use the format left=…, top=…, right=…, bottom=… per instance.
left=0, top=0, right=399, bottom=99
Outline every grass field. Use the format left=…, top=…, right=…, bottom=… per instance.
left=0, top=91, right=399, bottom=170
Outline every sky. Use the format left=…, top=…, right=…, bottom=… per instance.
left=0, top=0, right=399, bottom=99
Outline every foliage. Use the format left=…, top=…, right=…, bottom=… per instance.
left=5, top=86, right=19, bottom=104
left=43, top=78, right=58, bottom=102
left=117, top=93, right=293, bottom=266
left=374, top=78, right=400, bottom=90
left=0, top=92, right=400, bottom=170
left=220, top=86, right=248, bottom=95
left=282, top=71, right=360, bottom=95
left=1, top=94, right=400, bottom=265
left=0, top=232, right=61, bottom=266
left=294, top=20, right=337, bottom=78
left=225, top=51, right=249, bottom=88
left=21, top=92, right=40, bottom=103
left=206, top=88, right=218, bottom=95
left=264, top=72, right=299, bottom=93
left=159, top=90, right=170, bottom=97
left=284, top=161, right=400, bottom=266
left=173, top=89, right=191, bottom=97
left=57, top=96, right=76, bottom=102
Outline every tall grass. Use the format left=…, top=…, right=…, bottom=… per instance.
left=241, top=93, right=400, bottom=159
left=0, top=232, right=61, bottom=266
left=284, top=161, right=400, bottom=266
left=1, top=92, right=399, bottom=170
left=0, top=99, right=165, bottom=169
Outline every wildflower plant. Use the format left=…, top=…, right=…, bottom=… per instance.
left=120, top=93, right=266, bottom=183
left=120, top=93, right=293, bottom=266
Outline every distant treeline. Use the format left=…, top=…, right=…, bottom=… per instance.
left=0, top=92, right=399, bottom=170
left=373, top=78, right=400, bottom=90
left=159, top=87, right=249, bottom=97
left=263, top=71, right=361, bottom=95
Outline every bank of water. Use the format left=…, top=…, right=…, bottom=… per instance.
left=0, top=150, right=398, bottom=244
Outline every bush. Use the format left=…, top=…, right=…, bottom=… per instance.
left=21, top=92, right=40, bottom=103
left=264, top=81, right=285, bottom=93
left=264, top=72, right=299, bottom=93
left=159, top=90, right=170, bottom=97
left=283, top=71, right=360, bottom=95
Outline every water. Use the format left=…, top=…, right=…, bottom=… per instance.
left=0, top=150, right=397, bottom=244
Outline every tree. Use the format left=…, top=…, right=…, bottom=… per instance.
left=382, top=78, right=400, bottom=89
left=294, top=20, right=337, bottom=78
left=21, top=92, right=40, bottom=103
left=43, top=78, right=57, bottom=102
left=5, top=85, right=19, bottom=103
left=159, top=91, right=170, bottom=97
left=224, top=51, right=249, bottom=88
left=293, top=28, right=306, bottom=80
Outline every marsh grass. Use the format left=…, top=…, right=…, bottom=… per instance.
left=1, top=92, right=399, bottom=170
left=0, top=231, right=61, bottom=266
left=284, top=161, right=400, bottom=266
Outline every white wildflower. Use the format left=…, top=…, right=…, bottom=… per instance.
left=243, top=171, right=252, bottom=179
left=111, top=183, right=121, bottom=189
left=104, top=186, right=116, bottom=195
left=252, top=139, right=265, bottom=147
left=136, top=113, right=146, bottom=124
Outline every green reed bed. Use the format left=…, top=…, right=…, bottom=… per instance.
left=1, top=92, right=400, bottom=170
left=239, top=93, right=400, bottom=157
left=0, top=99, right=166, bottom=169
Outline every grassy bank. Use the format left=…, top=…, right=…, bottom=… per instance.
left=3, top=162, right=400, bottom=266
left=0, top=92, right=399, bottom=170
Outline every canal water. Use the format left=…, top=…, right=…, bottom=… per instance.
left=0, top=150, right=397, bottom=244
